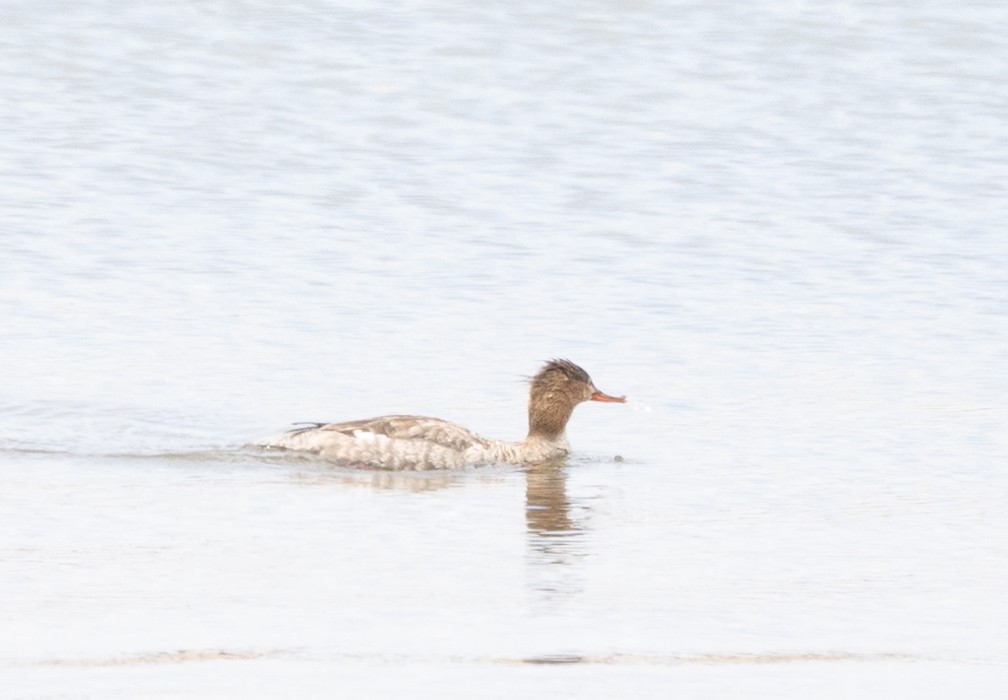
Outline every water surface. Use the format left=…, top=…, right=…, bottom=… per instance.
left=2, top=1, right=1007, bottom=697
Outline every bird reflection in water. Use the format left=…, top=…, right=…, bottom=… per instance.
left=524, top=458, right=588, bottom=604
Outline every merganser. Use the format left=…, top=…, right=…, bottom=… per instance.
left=256, top=359, right=625, bottom=470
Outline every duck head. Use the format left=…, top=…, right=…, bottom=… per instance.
left=527, top=359, right=625, bottom=439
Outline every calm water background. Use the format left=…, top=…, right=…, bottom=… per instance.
left=2, top=0, right=1007, bottom=697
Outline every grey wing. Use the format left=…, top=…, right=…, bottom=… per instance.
left=310, top=415, right=484, bottom=452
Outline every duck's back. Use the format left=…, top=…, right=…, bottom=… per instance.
left=257, top=415, right=493, bottom=470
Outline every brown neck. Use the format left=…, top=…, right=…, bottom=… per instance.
left=527, top=395, right=575, bottom=440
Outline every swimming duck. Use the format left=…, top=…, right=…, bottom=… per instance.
left=256, top=359, right=625, bottom=470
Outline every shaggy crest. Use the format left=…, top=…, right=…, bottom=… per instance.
left=532, top=358, right=592, bottom=386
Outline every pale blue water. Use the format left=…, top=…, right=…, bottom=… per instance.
left=2, top=1, right=1007, bottom=697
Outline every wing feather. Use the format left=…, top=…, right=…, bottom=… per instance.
left=307, top=415, right=482, bottom=452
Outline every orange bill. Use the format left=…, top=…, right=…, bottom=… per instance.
left=590, top=390, right=626, bottom=403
